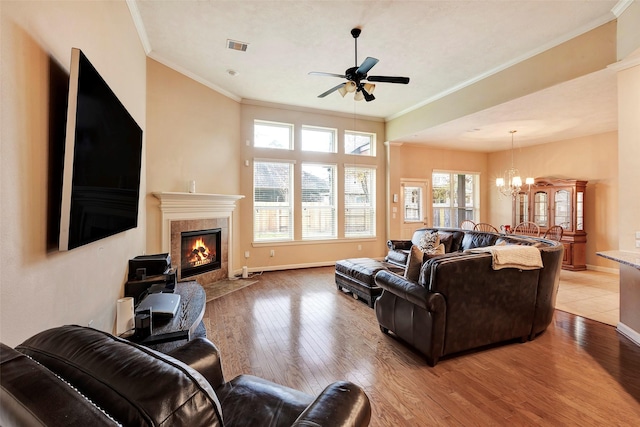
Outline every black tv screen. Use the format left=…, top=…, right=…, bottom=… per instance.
left=59, top=48, right=143, bottom=251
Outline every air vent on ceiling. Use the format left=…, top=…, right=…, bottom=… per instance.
left=227, top=39, right=248, bottom=52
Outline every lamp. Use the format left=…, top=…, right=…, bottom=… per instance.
left=496, top=130, right=533, bottom=197
left=354, top=83, right=375, bottom=102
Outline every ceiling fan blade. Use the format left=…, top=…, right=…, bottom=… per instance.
left=356, top=57, right=379, bottom=75
left=367, top=75, right=410, bottom=84
left=318, top=82, right=346, bottom=98
left=309, top=71, right=346, bottom=78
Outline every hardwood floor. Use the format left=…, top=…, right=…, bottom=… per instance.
left=202, top=266, right=640, bottom=426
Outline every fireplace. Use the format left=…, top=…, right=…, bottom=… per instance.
left=154, top=192, right=244, bottom=282
left=180, top=228, right=222, bottom=279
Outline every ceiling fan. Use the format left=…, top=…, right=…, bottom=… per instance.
left=309, top=27, right=410, bottom=102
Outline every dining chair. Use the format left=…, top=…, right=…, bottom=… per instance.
left=459, top=220, right=476, bottom=230
left=473, top=222, right=499, bottom=233
left=543, top=225, right=564, bottom=241
left=513, top=221, right=540, bottom=237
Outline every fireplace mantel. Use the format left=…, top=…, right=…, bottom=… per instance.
left=153, top=192, right=244, bottom=279
left=153, top=192, right=244, bottom=212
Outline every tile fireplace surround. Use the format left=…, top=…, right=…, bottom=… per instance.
left=153, top=192, right=244, bottom=283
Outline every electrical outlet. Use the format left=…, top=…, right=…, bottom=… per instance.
left=357, top=244, right=362, bottom=251
left=636, top=231, right=640, bottom=239
left=270, top=249, right=275, bottom=257
left=244, top=251, right=250, bottom=258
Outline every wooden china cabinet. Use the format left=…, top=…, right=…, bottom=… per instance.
left=513, top=178, right=588, bottom=270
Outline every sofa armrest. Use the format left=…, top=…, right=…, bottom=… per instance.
left=386, top=239, right=412, bottom=250
left=374, top=270, right=442, bottom=311
left=167, top=337, right=225, bottom=388
left=292, top=381, right=371, bottom=427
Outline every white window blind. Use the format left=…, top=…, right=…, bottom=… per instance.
left=253, top=160, right=294, bottom=241
left=344, top=166, right=376, bottom=237
left=301, top=163, right=336, bottom=239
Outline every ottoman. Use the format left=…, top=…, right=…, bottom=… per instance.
left=335, top=258, right=403, bottom=308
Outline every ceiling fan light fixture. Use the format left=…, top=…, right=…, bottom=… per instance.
left=354, top=90, right=364, bottom=101
left=345, top=81, right=357, bottom=93
left=338, top=85, right=348, bottom=97
left=364, top=83, right=375, bottom=93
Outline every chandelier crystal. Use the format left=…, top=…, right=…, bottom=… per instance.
left=496, top=130, right=533, bottom=198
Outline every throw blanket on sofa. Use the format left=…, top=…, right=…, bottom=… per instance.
left=466, top=245, right=543, bottom=270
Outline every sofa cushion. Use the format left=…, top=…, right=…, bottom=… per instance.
left=460, top=231, right=499, bottom=250
left=437, top=231, right=465, bottom=253
left=16, top=325, right=223, bottom=427
left=386, top=248, right=410, bottom=266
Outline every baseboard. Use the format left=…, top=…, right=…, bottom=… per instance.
left=239, top=258, right=387, bottom=275
left=617, top=322, right=640, bottom=347
left=247, top=261, right=336, bottom=274
left=586, top=264, right=619, bottom=275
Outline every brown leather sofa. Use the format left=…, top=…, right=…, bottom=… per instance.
left=376, top=228, right=564, bottom=366
left=1, top=325, right=371, bottom=426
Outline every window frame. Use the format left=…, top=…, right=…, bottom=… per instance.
left=253, top=159, right=295, bottom=242
left=432, top=170, right=480, bottom=228
left=344, top=130, right=376, bottom=157
left=301, top=162, right=337, bottom=240
left=344, top=164, right=376, bottom=238
left=253, top=120, right=294, bottom=150
left=301, top=125, right=337, bottom=153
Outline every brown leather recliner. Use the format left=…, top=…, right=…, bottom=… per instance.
left=1, top=325, right=371, bottom=426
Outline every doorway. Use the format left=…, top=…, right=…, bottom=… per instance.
left=400, top=179, right=429, bottom=239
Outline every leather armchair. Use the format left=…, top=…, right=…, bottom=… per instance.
left=2, top=325, right=371, bottom=427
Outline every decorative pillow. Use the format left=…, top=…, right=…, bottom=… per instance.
left=425, top=243, right=445, bottom=258
left=418, top=230, right=440, bottom=254
left=404, top=245, right=424, bottom=282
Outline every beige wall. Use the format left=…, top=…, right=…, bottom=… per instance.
left=386, top=144, right=489, bottom=239
left=239, top=103, right=387, bottom=269
left=0, top=1, right=147, bottom=346
left=488, top=132, right=619, bottom=270
left=387, top=22, right=617, bottom=141
left=145, top=59, right=242, bottom=261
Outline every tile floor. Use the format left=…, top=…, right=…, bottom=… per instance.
left=556, top=269, right=619, bottom=326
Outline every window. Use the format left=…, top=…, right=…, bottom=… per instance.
left=301, top=126, right=336, bottom=153
left=432, top=171, right=479, bottom=227
left=403, top=185, right=423, bottom=222
left=301, top=163, right=337, bottom=239
left=345, top=166, right=376, bottom=237
left=253, top=160, right=294, bottom=241
left=254, top=120, right=293, bottom=150
left=345, top=131, right=375, bottom=156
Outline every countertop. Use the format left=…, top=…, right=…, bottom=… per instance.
left=596, top=250, right=640, bottom=269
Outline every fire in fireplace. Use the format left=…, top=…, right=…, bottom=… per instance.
left=180, top=228, right=221, bottom=278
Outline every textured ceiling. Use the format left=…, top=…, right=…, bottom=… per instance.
left=130, top=0, right=623, bottom=152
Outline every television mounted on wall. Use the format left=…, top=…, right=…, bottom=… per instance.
left=58, top=48, right=143, bottom=251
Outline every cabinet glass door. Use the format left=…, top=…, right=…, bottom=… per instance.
left=554, top=189, right=571, bottom=230
left=576, top=191, right=584, bottom=231
left=515, top=192, right=529, bottom=223
left=533, top=191, right=548, bottom=226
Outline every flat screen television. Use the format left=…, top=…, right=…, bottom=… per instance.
left=58, top=48, right=143, bottom=251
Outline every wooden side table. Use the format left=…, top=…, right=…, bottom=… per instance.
left=130, top=281, right=206, bottom=353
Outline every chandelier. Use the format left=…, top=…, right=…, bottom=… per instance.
left=496, top=130, right=533, bottom=197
